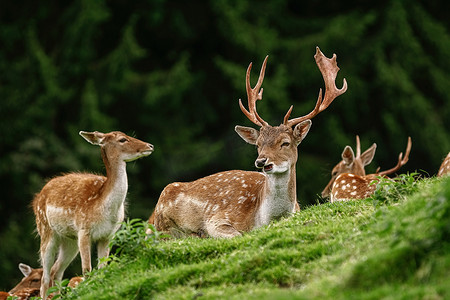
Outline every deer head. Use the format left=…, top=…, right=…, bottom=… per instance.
left=236, top=47, right=348, bottom=176
left=9, top=263, right=43, bottom=294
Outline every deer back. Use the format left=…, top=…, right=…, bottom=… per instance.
left=330, top=173, right=378, bottom=202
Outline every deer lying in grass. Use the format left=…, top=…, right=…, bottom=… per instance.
left=1, top=263, right=82, bottom=300
left=322, top=136, right=412, bottom=202
left=437, top=152, right=450, bottom=177
left=9, top=263, right=84, bottom=296
left=33, top=131, right=153, bottom=298
left=151, top=47, right=347, bottom=238
left=9, top=263, right=42, bottom=294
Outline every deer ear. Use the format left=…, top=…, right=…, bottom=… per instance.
left=19, top=263, right=32, bottom=277
left=79, top=131, right=105, bottom=146
left=360, top=143, right=377, bottom=166
left=235, top=126, right=259, bottom=145
left=341, top=146, right=355, bottom=166
left=293, top=120, right=312, bottom=145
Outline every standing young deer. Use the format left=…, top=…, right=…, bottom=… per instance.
left=437, top=152, right=450, bottom=177
left=322, top=136, right=411, bottom=202
left=33, top=131, right=153, bottom=298
left=152, top=47, right=347, bottom=238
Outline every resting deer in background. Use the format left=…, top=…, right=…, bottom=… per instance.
left=152, top=47, right=347, bottom=238
left=437, top=152, right=450, bottom=177
left=6, top=263, right=83, bottom=297
left=1, top=264, right=41, bottom=300
left=33, top=131, right=153, bottom=298
left=8, top=263, right=42, bottom=294
left=322, top=136, right=411, bottom=202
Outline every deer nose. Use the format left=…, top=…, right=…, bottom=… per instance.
left=255, top=158, right=267, bottom=169
left=147, top=143, right=154, bottom=151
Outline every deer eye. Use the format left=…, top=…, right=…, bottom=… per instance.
left=281, top=142, right=290, bottom=148
left=119, top=138, right=128, bottom=143
left=332, top=171, right=338, bottom=177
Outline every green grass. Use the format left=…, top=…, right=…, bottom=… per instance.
left=64, top=175, right=450, bottom=300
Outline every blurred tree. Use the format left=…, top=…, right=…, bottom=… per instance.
left=0, top=0, right=448, bottom=287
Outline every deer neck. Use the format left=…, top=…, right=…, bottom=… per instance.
left=255, top=164, right=296, bottom=227
left=101, top=148, right=128, bottom=214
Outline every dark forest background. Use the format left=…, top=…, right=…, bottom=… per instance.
left=0, top=0, right=448, bottom=288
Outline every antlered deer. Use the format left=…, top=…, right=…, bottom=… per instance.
left=152, top=47, right=347, bottom=238
left=322, top=136, right=411, bottom=202
left=33, top=131, right=153, bottom=298
left=437, top=152, right=450, bottom=177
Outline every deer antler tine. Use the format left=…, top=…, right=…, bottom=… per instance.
left=356, top=135, right=361, bottom=158
left=286, top=47, right=347, bottom=128
left=239, top=98, right=254, bottom=122
left=402, top=136, right=412, bottom=164
left=283, top=105, right=293, bottom=125
left=239, top=56, right=269, bottom=127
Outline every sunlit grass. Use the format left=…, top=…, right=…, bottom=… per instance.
left=64, top=175, right=450, bottom=299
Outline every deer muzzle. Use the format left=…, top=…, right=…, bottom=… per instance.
left=255, top=158, right=268, bottom=169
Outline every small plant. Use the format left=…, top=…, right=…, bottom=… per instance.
left=46, top=278, right=72, bottom=300
left=370, top=172, right=421, bottom=206
left=108, top=218, right=165, bottom=258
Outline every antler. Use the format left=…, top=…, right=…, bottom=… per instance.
left=285, top=47, right=348, bottom=127
left=376, top=137, right=412, bottom=176
left=356, top=135, right=361, bottom=158
left=238, top=56, right=269, bottom=127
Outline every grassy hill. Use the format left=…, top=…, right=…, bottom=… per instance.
left=62, top=174, right=450, bottom=300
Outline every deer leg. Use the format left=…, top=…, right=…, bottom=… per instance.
left=40, top=235, right=58, bottom=299
left=78, top=229, right=92, bottom=275
left=205, top=218, right=241, bottom=238
left=96, top=238, right=110, bottom=269
left=51, top=238, right=79, bottom=282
